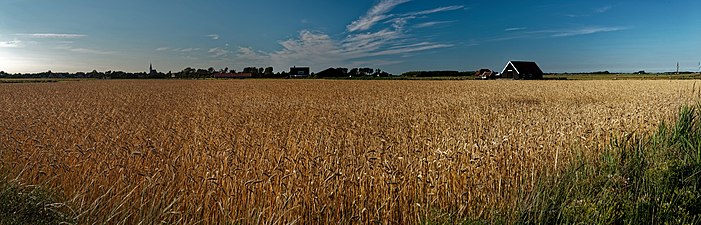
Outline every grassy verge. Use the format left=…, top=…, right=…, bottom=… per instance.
left=0, top=172, right=75, bottom=225
left=544, top=73, right=701, bottom=80
left=518, top=103, right=701, bottom=224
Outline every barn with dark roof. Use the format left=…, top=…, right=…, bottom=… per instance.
left=500, top=61, right=543, bottom=80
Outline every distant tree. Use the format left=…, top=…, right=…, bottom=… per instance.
left=402, top=71, right=465, bottom=77
left=359, top=68, right=373, bottom=76
left=373, top=69, right=390, bottom=77
left=264, top=67, right=274, bottom=75
left=316, top=68, right=347, bottom=78
left=184, top=67, right=195, bottom=76
left=196, top=69, right=210, bottom=78
left=243, top=67, right=258, bottom=74
left=349, top=68, right=358, bottom=76
left=177, top=67, right=195, bottom=78
left=88, top=70, right=101, bottom=78
left=148, top=70, right=166, bottom=79
left=104, top=72, right=122, bottom=79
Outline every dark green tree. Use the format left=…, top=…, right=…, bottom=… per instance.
left=264, top=67, right=274, bottom=75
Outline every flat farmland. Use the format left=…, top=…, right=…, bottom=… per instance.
left=0, top=80, right=697, bottom=224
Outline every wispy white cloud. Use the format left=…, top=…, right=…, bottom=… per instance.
left=347, top=0, right=410, bottom=32
left=54, top=44, right=115, bottom=55
left=349, top=3, right=465, bottom=32
left=595, top=6, right=612, bottom=13
left=207, top=34, right=220, bottom=40
left=485, top=26, right=629, bottom=43
left=402, top=5, right=465, bottom=16
left=241, top=28, right=452, bottom=69
left=0, top=40, right=23, bottom=48
left=237, top=47, right=267, bottom=62
left=69, top=48, right=116, bottom=55
left=180, top=48, right=200, bottom=52
left=239, top=1, right=459, bottom=70
left=268, top=30, right=340, bottom=67
left=208, top=47, right=229, bottom=58
left=505, top=27, right=528, bottom=32
left=156, top=47, right=195, bottom=52
left=366, top=42, right=452, bottom=56
left=414, top=21, right=455, bottom=28
left=3, top=33, right=85, bottom=49
left=551, top=26, right=628, bottom=37
left=17, top=33, right=86, bottom=38
left=566, top=6, right=613, bottom=18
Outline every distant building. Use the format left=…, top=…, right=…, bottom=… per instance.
left=289, top=66, right=311, bottom=78
left=148, top=63, right=158, bottom=76
left=475, top=69, right=497, bottom=79
left=500, top=61, right=543, bottom=80
left=213, top=72, right=253, bottom=79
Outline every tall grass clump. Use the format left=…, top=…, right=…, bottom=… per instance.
left=0, top=171, right=75, bottom=225
left=519, top=103, right=701, bottom=224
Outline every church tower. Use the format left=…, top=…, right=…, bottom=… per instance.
left=149, top=63, right=157, bottom=75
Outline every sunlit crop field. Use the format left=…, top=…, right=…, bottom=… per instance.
left=0, top=80, right=697, bottom=224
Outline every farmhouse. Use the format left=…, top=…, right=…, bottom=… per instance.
left=500, top=61, right=543, bottom=80
left=289, top=66, right=311, bottom=78
left=475, top=69, right=497, bottom=79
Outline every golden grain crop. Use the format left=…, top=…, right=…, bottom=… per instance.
left=0, top=79, right=697, bottom=224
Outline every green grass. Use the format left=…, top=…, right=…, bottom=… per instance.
left=545, top=73, right=701, bottom=80
left=0, top=172, right=75, bottom=225
left=517, top=103, right=701, bottom=224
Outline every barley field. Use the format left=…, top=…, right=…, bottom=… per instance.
left=0, top=80, right=697, bottom=224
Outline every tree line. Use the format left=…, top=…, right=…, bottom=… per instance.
left=0, top=67, right=289, bottom=79
left=401, top=71, right=475, bottom=77
left=0, top=68, right=482, bottom=79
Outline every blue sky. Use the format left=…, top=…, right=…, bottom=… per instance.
left=0, top=0, right=699, bottom=74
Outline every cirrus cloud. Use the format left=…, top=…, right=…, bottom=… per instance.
left=207, top=34, right=220, bottom=40
left=238, top=0, right=461, bottom=70
left=346, top=0, right=411, bottom=32
left=17, top=33, right=87, bottom=38
left=0, top=40, right=23, bottom=48
left=69, top=48, right=115, bottom=55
